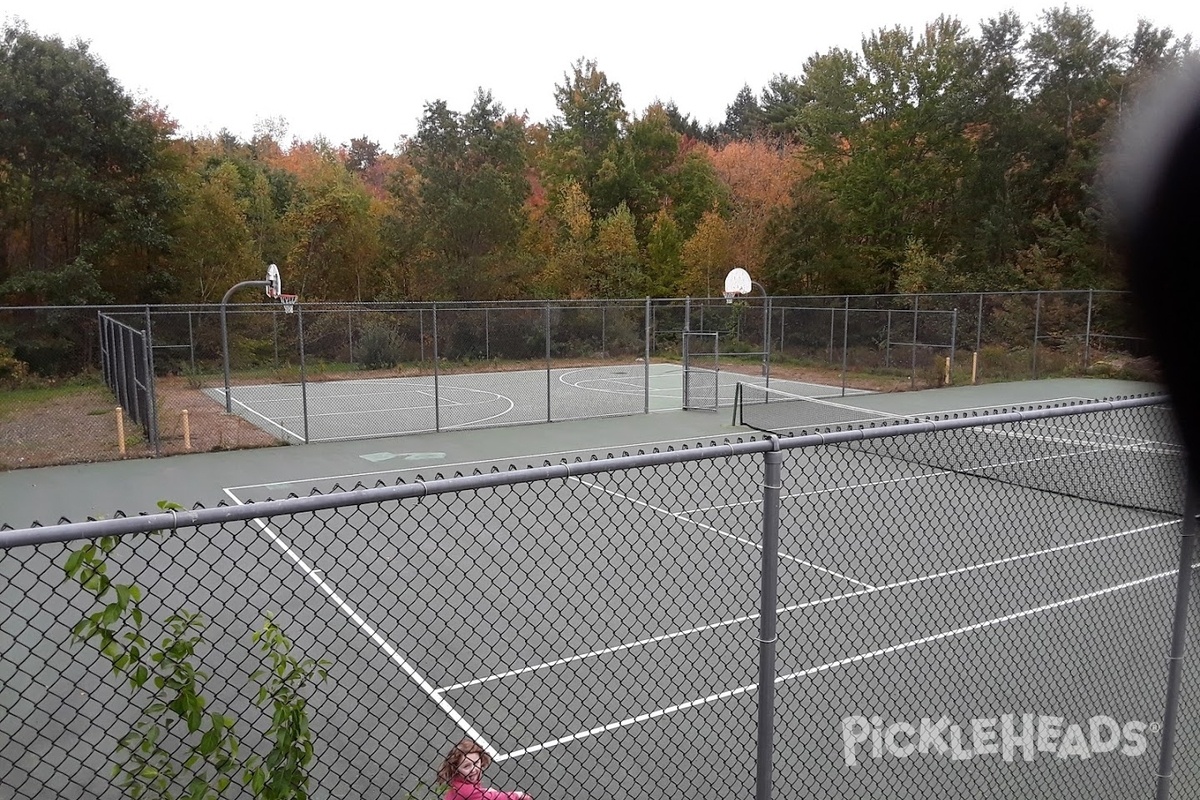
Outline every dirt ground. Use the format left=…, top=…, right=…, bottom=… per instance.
left=0, top=378, right=280, bottom=471
left=0, top=361, right=900, bottom=471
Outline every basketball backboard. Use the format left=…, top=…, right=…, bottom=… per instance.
left=724, top=267, right=752, bottom=301
left=266, top=264, right=282, bottom=299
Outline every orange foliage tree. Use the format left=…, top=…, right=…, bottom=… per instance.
left=708, top=139, right=808, bottom=286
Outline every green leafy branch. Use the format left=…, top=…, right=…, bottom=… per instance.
left=62, top=501, right=332, bottom=800
left=243, top=615, right=330, bottom=800
left=64, top=505, right=240, bottom=799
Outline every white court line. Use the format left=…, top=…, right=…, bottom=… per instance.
left=439, top=518, right=1178, bottom=694
left=495, top=563, right=1188, bottom=761
left=217, top=390, right=305, bottom=442
left=243, top=387, right=449, bottom=404
left=1005, top=417, right=1184, bottom=451
left=224, top=430, right=759, bottom=491
left=976, top=425, right=1181, bottom=456
left=272, top=398, right=493, bottom=422
left=276, top=393, right=517, bottom=430
left=221, top=489, right=498, bottom=758
left=414, top=390, right=463, bottom=407
left=570, top=477, right=877, bottom=589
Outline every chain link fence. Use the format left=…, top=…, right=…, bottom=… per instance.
left=1, top=291, right=1153, bottom=469
left=2, top=395, right=1196, bottom=799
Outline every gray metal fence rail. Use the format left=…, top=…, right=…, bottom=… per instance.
left=2, top=395, right=1195, bottom=799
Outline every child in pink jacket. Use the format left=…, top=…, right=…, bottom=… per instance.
left=437, top=738, right=533, bottom=800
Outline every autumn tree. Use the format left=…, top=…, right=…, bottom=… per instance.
left=590, top=203, right=642, bottom=297
left=548, top=59, right=628, bottom=217
left=169, top=162, right=260, bottom=301
left=680, top=210, right=733, bottom=297
left=403, top=90, right=530, bottom=299
left=0, top=22, right=178, bottom=303
left=710, top=139, right=806, bottom=278
left=645, top=209, right=684, bottom=296
left=535, top=180, right=594, bottom=297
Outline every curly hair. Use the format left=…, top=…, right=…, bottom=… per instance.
left=437, top=738, right=491, bottom=784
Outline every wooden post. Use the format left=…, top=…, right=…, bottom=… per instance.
left=116, top=407, right=126, bottom=455
left=972, top=351, right=979, bottom=385
left=182, top=409, right=191, bottom=450
left=944, top=356, right=951, bottom=386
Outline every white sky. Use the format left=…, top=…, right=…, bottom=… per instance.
left=4, top=1, right=1197, bottom=150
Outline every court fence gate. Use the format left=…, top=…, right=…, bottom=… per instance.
left=682, top=331, right=720, bottom=411
left=97, top=312, right=159, bottom=455
left=2, top=394, right=1196, bottom=800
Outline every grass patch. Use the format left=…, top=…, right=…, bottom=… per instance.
left=0, top=378, right=111, bottom=418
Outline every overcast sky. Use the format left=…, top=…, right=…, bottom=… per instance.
left=4, top=1, right=1198, bottom=150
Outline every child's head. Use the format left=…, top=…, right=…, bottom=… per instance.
left=437, top=738, right=490, bottom=784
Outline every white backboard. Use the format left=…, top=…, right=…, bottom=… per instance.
left=724, top=267, right=752, bottom=296
left=265, top=264, right=281, bottom=298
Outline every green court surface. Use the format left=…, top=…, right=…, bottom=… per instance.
left=0, top=377, right=1159, bottom=527
left=2, top=377, right=1187, bottom=800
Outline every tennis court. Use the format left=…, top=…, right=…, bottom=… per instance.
left=204, top=362, right=865, bottom=442
left=1, top=379, right=1194, bottom=799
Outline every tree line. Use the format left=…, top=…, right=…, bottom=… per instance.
left=0, top=10, right=1193, bottom=307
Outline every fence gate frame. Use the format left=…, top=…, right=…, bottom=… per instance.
left=98, top=311, right=159, bottom=453
left=682, top=330, right=720, bottom=411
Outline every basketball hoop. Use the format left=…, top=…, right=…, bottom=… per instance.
left=280, top=294, right=297, bottom=314
left=723, top=291, right=737, bottom=305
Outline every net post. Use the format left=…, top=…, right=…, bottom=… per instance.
left=755, top=437, right=784, bottom=800
left=1154, top=480, right=1198, bottom=800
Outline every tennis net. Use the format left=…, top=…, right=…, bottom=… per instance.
left=735, top=383, right=1184, bottom=516
left=734, top=382, right=907, bottom=432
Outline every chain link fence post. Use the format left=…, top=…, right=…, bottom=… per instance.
left=911, top=295, right=919, bottom=389
left=545, top=302, right=552, bottom=423
left=950, top=307, right=958, bottom=379
left=1155, top=480, right=1198, bottom=800
left=841, top=296, right=850, bottom=397
left=755, top=439, right=783, bottom=800
left=1033, top=291, right=1042, bottom=379
left=644, top=297, right=651, bottom=414
left=143, top=306, right=159, bottom=456
left=1084, top=289, right=1094, bottom=371
left=432, top=304, right=440, bottom=432
left=298, top=303, right=310, bottom=444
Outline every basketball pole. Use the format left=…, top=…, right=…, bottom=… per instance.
left=221, top=278, right=272, bottom=413
left=221, top=266, right=281, bottom=414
